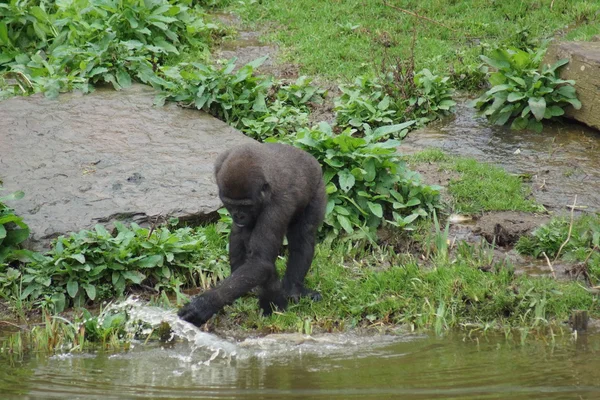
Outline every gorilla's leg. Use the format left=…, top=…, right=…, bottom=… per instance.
left=258, top=271, right=288, bottom=316
left=283, top=195, right=325, bottom=303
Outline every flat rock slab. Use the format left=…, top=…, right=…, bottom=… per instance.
left=0, top=84, right=254, bottom=250
left=544, top=41, right=600, bottom=131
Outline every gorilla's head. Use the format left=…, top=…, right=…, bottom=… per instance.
left=216, top=155, right=271, bottom=229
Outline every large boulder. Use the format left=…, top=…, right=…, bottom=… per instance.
left=543, top=41, right=600, bottom=131
left=0, top=84, right=254, bottom=250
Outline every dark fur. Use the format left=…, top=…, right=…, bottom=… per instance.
left=178, top=143, right=327, bottom=327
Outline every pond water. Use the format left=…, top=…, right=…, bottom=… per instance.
left=2, top=303, right=600, bottom=399
left=402, top=100, right=600, bottom=213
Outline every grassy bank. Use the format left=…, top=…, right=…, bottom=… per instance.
left=406, top=149, right=543, bottom=213
left=236, top=0, right=600, bottom=83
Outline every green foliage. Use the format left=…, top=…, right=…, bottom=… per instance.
left=288, top=122, right=441, bottom=239
left=0, top=189, right=29, bottom=264
left=7, top=221, right=228, bottom=313
left=159, top=57, right=325, bottom=140
left=516, top=215, right=600, bottom=282
left=471, top=47, right=581, bottom=132
left=0, top=0, right=219, bottom=98
left=238, top=0, right=600, bottom=81
left=335, top=68, right=455, bottom=134
left=227, top=241, right=599, bottom=333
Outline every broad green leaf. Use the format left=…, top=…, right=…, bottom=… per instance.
left=70, top=253, right=85, bottom=264
left=547, top=106, right=564, bottom=117
left=480, top=55, right=510, bottom=70
left=511, top=117, right=529, bottom=130
left=528, top=97, right=546, bottom=121
left=485, top=84, right=512, bottom=95
left=336, top=215, right=353, bottom=234
left=377, top=96, right=390, bottom=110
left=137, top=254, right=163, bottom=268
left=67, top=280, right=79, bottom=298
left=154, top=39, right=179, bottom=55
left=372, top=121, right=415, bottom=138
left=3, top=228, right=30, bottom=246
left=548, top=58, right=569, bottom=72
left=564, top=98, right=582, bottom=110
left=0, top=22, right=9, bottom=46
left=507, top=92, right=526, bottom=102
left=338, top=170, right=355, bottom=193
left=488, top=72, right=506, bottom=86
left=494, top=110, right=512, bottom=126
left=366, top=202, right=383, bottom=218
left=528, top=119, right=543, bottom=133
left=557, top=85, right=576, bottom=98
left=116, top=69, right=132, bottom=88
left=83, top=284, right=96, bottom=301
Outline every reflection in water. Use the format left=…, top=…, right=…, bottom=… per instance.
left=402, top=100, right=600, bottom=212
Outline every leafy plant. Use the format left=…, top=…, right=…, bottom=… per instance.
left=471, top=47, right=581, bottom=132
left=12, top=222, right=228, bottom=313
left=0, top=0, right=219, bottom=98
left=159, top=57, right=325, bottom=140
left=287, top=122, right=441, bottom=239
left=0, top=189, right=29, bottom=263
left=335, top=67, right=455, bottom=134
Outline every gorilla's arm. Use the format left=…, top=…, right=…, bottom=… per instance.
left=178, top=207, right=290, bottom=327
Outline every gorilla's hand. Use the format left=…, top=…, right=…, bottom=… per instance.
left=177, top=295, right=219, bottom=327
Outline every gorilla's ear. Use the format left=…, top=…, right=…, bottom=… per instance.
left=260, top=183, right=271, bottom=201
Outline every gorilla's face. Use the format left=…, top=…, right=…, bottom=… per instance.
left=217, top=166, right=270, bottom=229
left=227, top=204, right=255, bottom=228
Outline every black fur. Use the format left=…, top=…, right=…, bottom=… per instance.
left=178, top=143, right=326, bottom=327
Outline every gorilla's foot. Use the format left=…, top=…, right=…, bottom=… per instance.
left=287, top=286, right=322, bottom=303
left=177, top=295, right=219, bottom=327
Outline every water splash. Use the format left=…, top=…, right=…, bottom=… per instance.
left=106, top=296, right=239, bottom=366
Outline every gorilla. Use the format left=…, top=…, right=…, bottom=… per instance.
left=178, top=142, right=327, bottom=327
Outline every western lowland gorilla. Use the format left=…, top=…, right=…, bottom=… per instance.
left=178, top=142, right=327, bottom=327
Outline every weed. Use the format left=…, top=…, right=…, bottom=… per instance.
left=471, top=47, right=581, bottom=132
left=287, top=122, right=441, bottom=240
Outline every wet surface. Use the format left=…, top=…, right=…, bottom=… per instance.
left=0, top=84, right=254, bottom=249
left=2, top=301, right=600, bottom=399
left=402, top=99, right=600, bottom=213
left=2, top=330, right=600, bottom=399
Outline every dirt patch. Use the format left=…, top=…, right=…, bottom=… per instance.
left=470, top=211, right=551, bottom=247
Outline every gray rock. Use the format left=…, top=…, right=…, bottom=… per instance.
left=543, top=41, right=600, bottom=131
left=0, top=84, right=254, bottom=250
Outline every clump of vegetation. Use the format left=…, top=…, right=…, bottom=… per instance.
left=159, top=57, right=325, bottom=141
left=335, top=67, right=456, bottom=135
left=0, top=0, right=221, bottom=98
left=471, top=47, right=581, bottom=132
left=287, top=122, right=441, bottom=239
left=1, top=221, right=229, bottom=313
left=516, top=214, right=600, bottom=282
left=0, top=189, right=29, bottom=264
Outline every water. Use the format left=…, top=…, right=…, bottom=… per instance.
left=2, top=301, right=600, bottom=399
left=402, top=99, right=600, bottom=212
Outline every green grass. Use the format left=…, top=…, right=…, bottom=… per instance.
left=407, top=149, right=542, bottom=213
left=218, top=241, right=598, bottom=335
left=233, top=0, right=600, bottom=82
